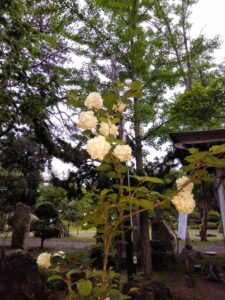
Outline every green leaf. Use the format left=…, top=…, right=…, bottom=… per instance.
left=188, top=147, right=199, bottom=154
left=77, top=279, right=93, bottom=297
left=131, top=175, right=163, bottom=184
left=99, top=116, right=108, bottom=123
left=143, top=176, right=164, bottom=184
left=92, top=287, right=104, bottom=297
left=100, top=188, right=111, bottom=196
left=130, top=80, right=142, bottom=91
left=158, top=199, right=171, bottom=209
left=138, top=199, right=154, bottom=210
left=111, top=117, right=120, bottom=124
left=106, top=135, right=125, bottom=144
left=47, top=274, right=63, bottom=282
left=97, top=164, right=112, bottom=172
left=107, top=171, right=118, bottom=178
left=66, top=269, right=80, bottom=278
left=104, top=94, right=118, bottom=109
left=210, top=144, right=225, bottom=155
left=67, top=99, right=84, bottom=108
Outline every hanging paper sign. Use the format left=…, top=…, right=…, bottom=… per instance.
left=178, top=213, right=188, bottom=240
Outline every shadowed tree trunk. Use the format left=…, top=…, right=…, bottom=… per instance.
left=200, top=182, right=208, bottom=241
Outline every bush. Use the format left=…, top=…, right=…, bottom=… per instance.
left=189, top=212, right=201, bottom=220
left=189, top=218, right=202, bottom=225
left=207, top=222, right=218, bottom=230
left=208, top=210, right=220, bottom=222
left=189, top=224, right=200, bottom=230
left=218, top=222, right=223, bottom=233
left=171, top=222, right=178, bottom=230
left=33, top=222, right=59, bottom=240
left=189, top=211, right=201, bottom=226
left=35, top=202, right=58, bottom=220
left=33, top=202, right=59, bottom=248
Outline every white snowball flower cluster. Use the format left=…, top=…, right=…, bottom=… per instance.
left=87, top=135, right=111, bottom=160
left=77, top=111, right=97, bottom=130
left=176, top=176, right=193, bottom=193
left=85, top=92, right=103, bottom=109
left=113, top=100, right=126, bottom=113
left=37, top=252, right=51, bottom=268
left=171, top=176, right=196, bottom=214
left=77, top=92, right=132, bottom=162
left=99, top=120, right=119, bottom=137
left=52, top=250, right=66, bottom=259
left=113, top=145, right=132, bottom=162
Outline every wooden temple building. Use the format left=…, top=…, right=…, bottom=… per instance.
left=170, top=129, right=225, bottom=244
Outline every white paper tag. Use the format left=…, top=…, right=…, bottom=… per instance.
left=133, top=255, right=137, bottom=264
left=178, top=213, right=188, bottom=239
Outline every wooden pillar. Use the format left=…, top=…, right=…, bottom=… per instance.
left=216, top=168, right=225, bottom=246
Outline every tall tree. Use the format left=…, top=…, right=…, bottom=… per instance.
left=0, top=0, right=86, bottom=169
left=60, top=0, right=223, bottom=278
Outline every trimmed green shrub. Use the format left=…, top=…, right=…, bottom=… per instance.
left=189, top=224, right=200, bottom=230
left=189, top=219, right=202, bottom=225
left=33, top=221, right=59, bottom=239
left=33, top=202, right=59, bottom=248
left=207, top=222, right=218, bottom=230
left=189, top=212, right=201, bottom=220
left=189, top=211, right=201, bottom=225
left=208, top=210, right=220, bottom=222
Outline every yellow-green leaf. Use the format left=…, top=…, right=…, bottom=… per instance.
left=77, top=279, right=93, bottom=297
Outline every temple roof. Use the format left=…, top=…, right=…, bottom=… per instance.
left=170, top=128, right=225, bottom=161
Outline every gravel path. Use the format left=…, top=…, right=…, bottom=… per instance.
left=0, top=238, right=94, bottom=249
left=1, top=238, right=225, bottom=253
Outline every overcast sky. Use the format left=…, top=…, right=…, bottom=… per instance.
left=50, top=0, right=225, bottom=178
left=191, top=0, right=225, bottom=62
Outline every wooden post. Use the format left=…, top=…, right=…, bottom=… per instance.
left=216, top=168, right=225, bottom=247
left=11, top=203, right=31, bottom=250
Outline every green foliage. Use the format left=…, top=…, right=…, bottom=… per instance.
left=189, top=212, right=201, bottom=220
left=77, top=279, right=93, bottom=297
left=34, top=202, right=59, bottom=220
left=33, top=222, right=59, bottom=240
left=189, top=224, right=200, bottom=230
left=169, top=79, right=225, bottom=130
left=33, top=201, right=59, bottom=247
left=218, top=222, right=223, bottom=233
left=207, top=222, right=218, bottom=230
left=208, top=210, right=220, bottom=223
left=37, top=184, right=68, bottom=211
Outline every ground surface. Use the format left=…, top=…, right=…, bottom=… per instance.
left=1, top=229, right=225, bottom=300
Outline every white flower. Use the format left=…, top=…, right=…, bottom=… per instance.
left=171, top=176, right=196, bottom=214
left=171, top=193, right=196, bottom=214
left=37, top=252, right=51, bottom=268
left=113, top=145, right=132, bottom=162
left=176, top=176, right=193, bottom=193
left=77, top=111, right=97, bottom=130
left=99, top=120, right=119, bottom=137
left=53, top=251, right=66, bottom=259
left=113, top=100, right=125, bottom=113
left=85, top=92, right=103, bottom=110
left=87, top=135, right=111, bottom=160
